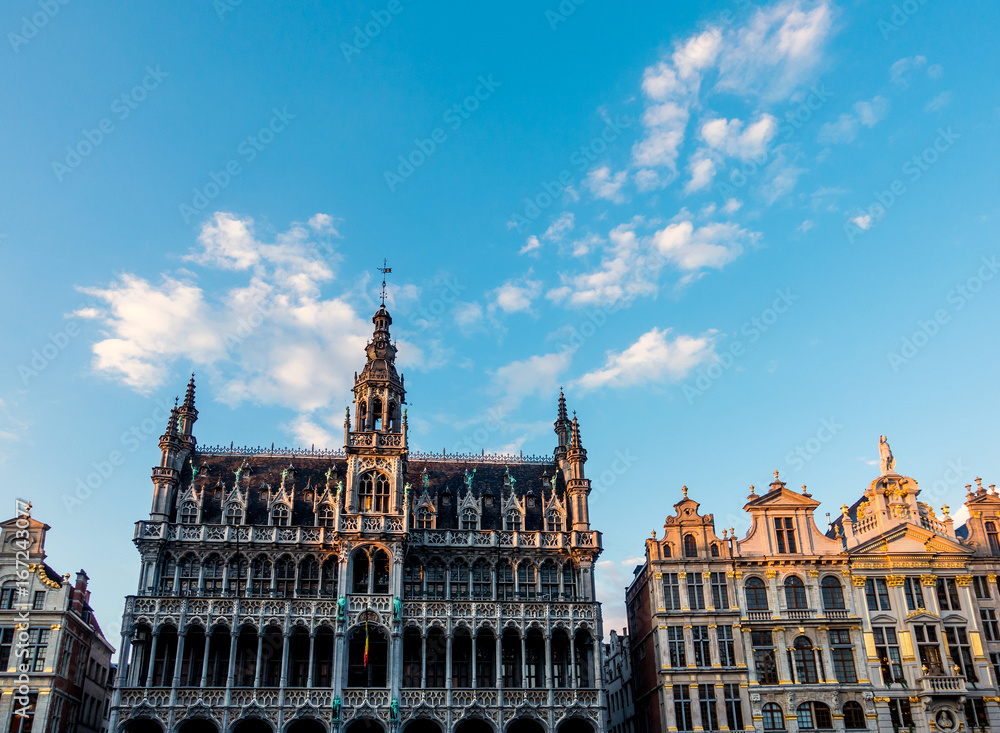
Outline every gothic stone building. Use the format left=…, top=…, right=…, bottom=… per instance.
left=0, top=510, right=115, bottom=733
left=109, top=305, right=605, bottom=733
left=626, top=444, right=1000, bottom=733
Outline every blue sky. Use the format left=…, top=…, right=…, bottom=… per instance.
left=2, top=0, right=1000, bottom=643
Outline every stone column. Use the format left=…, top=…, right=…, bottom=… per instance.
left=279, top=630, right=291, bottom=704
left=815, top=627, right=837, bottom=684
left=446, top=631, right=453, bottom=706
left=569, top=633, right=577, bottom=689
left=421, top=633, right=427, bottom=689
left=496, top=633, right=503, bottom=703
left=200, top=631, right=211, bottom=687
left=307, top=631, right=316, bottom=688
left=471, top=634, right=477, bottom=690
left=689, top=683, right=703, bottom=731
left=253, top=631, right=264, bottom=688
left=144, top=630, right=160, bottom=689
left=521, top=633, right=527, bottom=689
left=171, top=628, right=187, bottom=689
left=544, top=634, right=553, bottom=689
left=224, top=629, right=238, bottom=704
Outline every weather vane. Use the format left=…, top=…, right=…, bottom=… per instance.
left=378, top=258, right=392, bottom=305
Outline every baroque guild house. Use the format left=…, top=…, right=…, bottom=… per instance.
left=109, top=303, right=605, bottom=733
left=625, top=439, right=1000, bottom=733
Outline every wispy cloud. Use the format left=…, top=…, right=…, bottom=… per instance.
left=577, top=327, right=717, bottom=390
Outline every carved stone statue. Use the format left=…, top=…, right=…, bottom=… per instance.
left=879, top=435, right=896, bottom=474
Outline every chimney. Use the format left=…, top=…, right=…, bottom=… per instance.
left=72, top=569, right=91, bottom=613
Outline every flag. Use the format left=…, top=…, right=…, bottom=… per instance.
left=364, top=620, right=369, bottom=667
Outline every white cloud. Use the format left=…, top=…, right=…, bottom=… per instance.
left=453, top=301, right=484, bottom=329
left=519, top=236, right=541, bottom=256
left=685, top=156, right=718, bottom=194
left=490, top=351, right=572, bottom=416
left=491, top=277, right=543, bottom=314
left=798, top=219, right=815, bottom=233
left=925, top=91, right=952, bottom=112
left=652, top=219, right=753, bottom=271
left=520, top=212, right=575, bottom=255
left=927, top=64, right=943, bottom=79
left=722, top=198, right=742, bottom=214
left=818, top=96, right=890, bottom=144
left=577, top=327, right=717, bottom=390
left=700, top=114, right=778, bottom=160
left=285, top=414, right=336, bottom=449
left=850, top=214, right=872, bottom=230
left=890, top=55, right=927, bottom=86
left=585, top=166, right=628, bottom=202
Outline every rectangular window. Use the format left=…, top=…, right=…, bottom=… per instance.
left=667, top=627, right=687, bottom=668
left=25, top=628, right=50, bottom=672
left=674, top=685, right=693, bottom=732
left=829, top=629, right=857, bottom=683
left=687, top=573, right=705, bottom=610
left=710, top=572, right=729, bottom=609
left=904, top=577, right=925, bottom=611
left=914, top=624, right=944, bottom=675
left=865, top=578, right=891, bottom=610
left=717, top=625, right=736, bottom=667
left=873, top=626, right=902, bottom=684
left=774, top=517, right=797, bottom=553
left=982, top=610, right=1000, bottom=642
left=974, top=575, right=992, bottom=599
left=724, top=684, right=744, bottom=731
left=693, top=626, right=712, bottom=668
left=752, top=630, right=778, bottom=684
left=937, top=577, right=961, bottom=611
left=662, top=574, right=681, bottom=611
left=31, top=591, right=45, bottom=611
left=888, top=699, right=914, bottom=729
left=945, top=626, right=977, bottom=682
left=964, top=698, right=990, bottom=729
left=992, top=652, right=1000, bottom=687
left=0, top=627, right=13, bottom=669
left=699, top=684, right=719, bottom=732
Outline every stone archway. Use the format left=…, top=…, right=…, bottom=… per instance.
left=285, top=720, right=326, bottom=733
left=507, top=720, right=545, bottom=733
left=556, top=719, right=594, bottom=733
left=177, top=719, right=220, bottom=733
left=455, top=719, right=494, bottom=733
left=231, top=719, right=274, bottom=733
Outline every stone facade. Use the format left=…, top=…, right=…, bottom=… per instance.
left=109, top=304, right=605, bottom=733
left=603, top=630, right=635, bottom=733
left=626, top=444, right=1000, bottom=733
left=0, top=508, right=115, bottom=733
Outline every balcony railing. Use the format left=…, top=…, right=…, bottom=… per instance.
left=746, top=610, right=772, bottom=621
left=918, top=675, right=967, bottom=694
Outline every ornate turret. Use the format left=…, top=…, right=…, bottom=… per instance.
left=566, top=410, right=592, bottom=531
left=177, top=373, right=198, bottom=441
left=150, top=399, right=183, bottom=522
left=351, top=305, right=406, bottom=435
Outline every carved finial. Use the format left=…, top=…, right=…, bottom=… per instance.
left=722, top=528, right=728, bottom=539
left=729, top=526, right=735, bottom=537
left=977, top=477, right=984, bottom=490
left=749, top=484, right=756, bottom=494
left=801, top=484, right=811, bottom=497
left=682, top=485, right=688, bottom=498
left=942, top=504, right=950, bottom=517
left=774, top=469, right=779, bottom=480
left=841, top=503, right=849, bottom=517
left=991, top=484, right=997, bottom=495
left=651, top=530, right=657, bottom=539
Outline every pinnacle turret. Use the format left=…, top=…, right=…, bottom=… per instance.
left=177, top=373, right=198, bottom=438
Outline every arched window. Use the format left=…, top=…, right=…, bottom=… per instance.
left=249, top=556, right=272, bottom=596
left=843, top=702, right=866, bottom=730
left=562, top=563, right=578, bottom=600
left=224, top=503, right=243, bottom=525
left=426, top=559, right=446, bottom=599
left=684, top=534, right=697, bottom=558
left=539, top=560, right=560, bottom=599
left=517, top=562, right=537, bottom=600
left=359, top=472, right=390, bottom=513
left=987, top=521, right=1000, bottom=555
left=403, top=560, right=423, bottom=599
left=388, top=401, right=398, bottom=431
left=416, top=508, right=434, bottom=529
left=797, top=702, right=832, bottom=730
left=426, top=628, right=446, bottom=687
left=497, top=561, right=515, bottom=600
left=762, top=703, right=785, bottom=731
left=178, top=554, right=199, bottom=595
left=710, top=543, right=720, bottom=557
left=371, top=397, right=383, bottom=431
left=274, top=555, right=296, bottom=595
left=793, top=636, right=818, bottom=684
left=506, top=510, right=522, bottom=532
left=270, top=504, right=291, bottom=527
left=402, top=627, right=422, bottom=688
left=472, top=560, right=492, bottom=599
left=352, top=552, right=370, bottom=594
left=461, top=508, right=479, bottom=531
left=663, top=544, right=672, bottom=558
left=372, top=549, right=390, bottom=594
left=821, top=576, right=845, bottom=609
left=784, top=576, right=807, bottom=609
left=298, top=556, right=319, bottom=596
left=450, top=561, right=470, bottom=599
left=547, top=511, right=563, bottom=532
left=316, top=505, right=335, bottom=528
left=320, top=557, right=338, bottom=597
left=158, top=555, right=177, bottom=594
left=227, top=554, right=247, bottom=596
left=179, top=501, right=199, bottom=524
left=347, top=624, right=387, bottom=687
left=745, top=578, right=769, bottom=610
left=202, top=554, right=224, bottom=595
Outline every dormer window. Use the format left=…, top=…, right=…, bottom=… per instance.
left=683, top=534, right=697, bottom=558
left=224, top=504, right=243, bottom=525
left=179, top=501, right=199, bottom=525
left=317, top=505, right=335, bottom=528
left=461, top=508, right=479, bottom=531
left=774, top=518, right=797, bottom=553
left=271, top=504, right=291, bottom=527
left=416, top=508, right=434, bottom=529
left=506, top=511, right=522, bottom=532
left=546, top=511, right=563, bottom=532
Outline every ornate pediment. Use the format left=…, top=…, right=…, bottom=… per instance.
left=851, top=524, right=970, bottom=557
